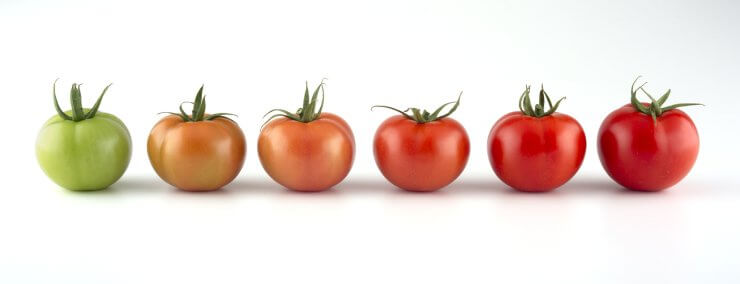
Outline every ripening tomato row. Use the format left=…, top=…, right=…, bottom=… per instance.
left=36, top=77, right=701, bottom=193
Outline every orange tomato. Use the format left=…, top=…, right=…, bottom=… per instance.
left=258, top=81, right=354, bottom=192
left=258, top=112, right=354, bottom=192
left=147, top=86, right=246, bottom=191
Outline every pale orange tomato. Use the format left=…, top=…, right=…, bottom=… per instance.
left=258, top=81, right=354, bottom=192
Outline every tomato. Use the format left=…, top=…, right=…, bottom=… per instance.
left=488, top=85, right=586, bottom=192
left=258, top=81, right=355, bottom=192
left=36, top=80, right=132, bottom=191
left=147, top=86, right=246, bottom=192
left=372, top=94, right=469, bottom=192
left=598, top=78, right=701, bottom=191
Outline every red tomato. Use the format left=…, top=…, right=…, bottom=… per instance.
left=488, top=112, right=586, bottom=192
left=372, top=94, right=469, bottom=192
left=487, top=86, right=586, bottom=192
left=598, top=105, right=699, bottom=191
left=598, top=78, right=701, bottom=191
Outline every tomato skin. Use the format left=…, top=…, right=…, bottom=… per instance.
left=258, top=112, right=355, bottom=192
left=373, top=115, right=470, bottom=192
left=147, top=115, right=246, bottom=192
left=36, top=111, right=132, bottom=191
left=488, top=112, right=586, bottom=192
left=598, top=104, right=699, bottom=191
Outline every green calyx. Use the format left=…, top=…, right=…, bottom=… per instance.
left=371, top=92, right=462, bottom=123
left=630, top=76, right=703, bottom=122
left=160, top=85, right=237, bottom=122
left=52, top=79, right=112, bottom=122
left=262, top=80, right=326, bottom=127
left=518, top=85, right=565, bottom=118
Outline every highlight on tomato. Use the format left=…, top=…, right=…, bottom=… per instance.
left=598, top=77, right=702, bottom=192
left=371, top=94, right=469, bottom=192
left=36, top=80, right=132, bottom=191
left=488, top=85, right=586, bottom=192
left=147, top=86, right=246, bottom=192
left=258, top=80, right=355, bottom=192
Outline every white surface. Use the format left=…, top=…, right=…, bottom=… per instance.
left=1, top=0, right=739, bottom=283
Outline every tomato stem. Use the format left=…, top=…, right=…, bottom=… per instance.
left=371, top=92, right=462, bottom=123
left=518, top=85, right=565, bottom=118
left=160, top=85, right=237, bottom=122
left=262, top=79, right=327, bottom=128
left=629, top=76, right=703, bottom=122
left=52, top=79, right=112, bottom=122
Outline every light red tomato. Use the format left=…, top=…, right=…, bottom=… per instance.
left=598, top=78, right=701, bottom=191
left=374, top=115, right=469, bottom=192
left=488, top=86, right=586, bottom=192
left=372, top=94, right=469, bottom=192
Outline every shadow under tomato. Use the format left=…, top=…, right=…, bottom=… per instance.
left=71, top=174, right=730, bottom=198
left=444, top=178, right=508, bottom=195
left=442, top=176, right=630, bottom=197
left=105, top=176, right=170, bottom=193
left=226, top=178, right=349, bottom=197
left=225, top=178, right=282, bottom=194
left=555, top=178, right=626, bottom=195
left=103, top=176, right=245, bottom=196
left=56, top=176, right=169, bottom=196
left=333, top=178, right=492, bottom=196
left=332, top=178, right=397, bottom=194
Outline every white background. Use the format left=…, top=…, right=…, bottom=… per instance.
left=1, top=0, right=739, bottom=283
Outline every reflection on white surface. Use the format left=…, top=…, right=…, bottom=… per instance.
left=1, top=175, right=738, bottom=283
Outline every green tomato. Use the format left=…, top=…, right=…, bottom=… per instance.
left=36, top=81, right=132, bottom=191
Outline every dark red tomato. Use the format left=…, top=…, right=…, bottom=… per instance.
left=598, top=105, right=699, bottom=191
left=372, top=94, right=469, bottom=192
left=598, top=78, right=701, bottom=191
left=489, top=112, right=586, bottom=192
left=599, top=107, right=699, bottom=191
left=487, top=85, right=586, bottom=192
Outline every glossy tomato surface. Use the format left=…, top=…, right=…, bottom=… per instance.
left=258, top=112, right=355, bottom=192
left=374, top=115, right=470, bottom=192
left=147, top=115, right=246, bottom=191
left=36, top=111, right=132, bottom=191
left=598, top=104, right=699, bottom=191
left=488, top=112, right=586, bottom=192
